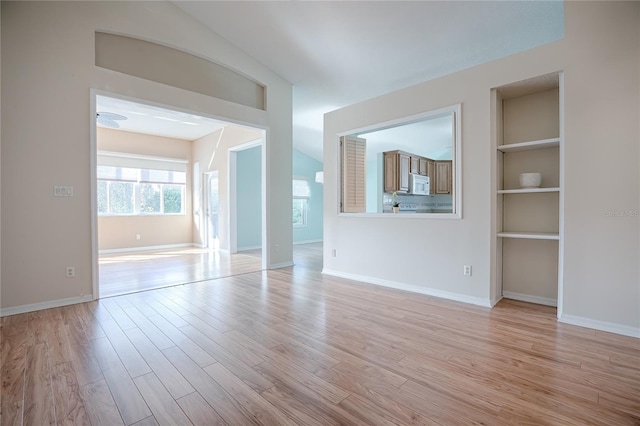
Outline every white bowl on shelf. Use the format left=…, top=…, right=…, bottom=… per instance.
left=519, top=172, right=542, bottom=188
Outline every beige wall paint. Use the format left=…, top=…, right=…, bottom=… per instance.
left=324, top=2, right=639, bottom=334
left=1, top=1, right=292, bottom=312
left=98, top=128, right=192, bottom=159
left=191, top=126, right=263, bottom=250
left=97, top=128, right=193, bottom=251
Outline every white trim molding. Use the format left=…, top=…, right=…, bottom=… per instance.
left=237, top=245, right=262, bottom=252
left=0, top=295, right=94, bottom=317
left=502, top=291, right=557, bottom=307
left=293, top=239, right=323, bottom=245
left=322, top=269, right=492, bottom=308
left=269, top=261, right=294, bottom=269
left=559, top=314, right=640, bottom=339
left=99, top=243, right=194, bottom=255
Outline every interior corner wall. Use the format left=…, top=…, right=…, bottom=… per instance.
left=1, top=1, right=292, bottom=313
left=323, top=1, right=639, bottom=334
left=191, top=126, right=262, bottom=251
left=293, top=149, right=323, bottom=244
left=96, top=128, right=193, bottom=251
left=236, top=145, right=262, bottom=250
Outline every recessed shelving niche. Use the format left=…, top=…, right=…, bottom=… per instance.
left=493, top=72, right=563, bottom=309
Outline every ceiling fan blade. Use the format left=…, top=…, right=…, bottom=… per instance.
left=97, top=112, right=127, bottom=121
left=97, top=115, right=120, bottom=128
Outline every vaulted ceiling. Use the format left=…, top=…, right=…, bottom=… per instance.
left=98, top=2, right=564, bottom=161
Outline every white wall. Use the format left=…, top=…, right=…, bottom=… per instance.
left=323, top=2, right=639, bottom=336
left=1, top=1, right=292, bottom=313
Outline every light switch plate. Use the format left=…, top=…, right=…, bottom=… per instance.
left=54, top=185, right=74, bottom=197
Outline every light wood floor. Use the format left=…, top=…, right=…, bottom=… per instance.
left=2, top=245, right=639, bottom=425
left=99, top=247, right=264, bottom=298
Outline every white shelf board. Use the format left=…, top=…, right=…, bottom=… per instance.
left=498, top=187, right=560, bottom=194
left=497, top=138, right=560, bottom=153
left=497, top=232, right=560, bottom=240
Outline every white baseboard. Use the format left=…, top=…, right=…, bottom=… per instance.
left=237, top=245, right=262, bottom=252
left=503, top=291, right=557, bottom=307
left=99, top=243, right=194, bottom=254
left=269, top=261, right=294, bottom=269
left=321, top=269, right=492, bottom=308
left=559, top=314, right=640, bottom=338
left=1, top=294, right=94, bottom=317
left=293, top=239, right=323, bottom=245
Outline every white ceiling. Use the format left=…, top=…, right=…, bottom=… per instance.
left=174, top=1, right=564, bottom=161
left=97, top=2, right=563, bottom=159
left=96, top=95, right=227, bottom=141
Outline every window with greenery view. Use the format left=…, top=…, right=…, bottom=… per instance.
left=97, top=165, right=185, bottom=216
left=292, top=178, right=310, bottom=227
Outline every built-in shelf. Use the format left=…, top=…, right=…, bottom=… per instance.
left=497, top=232, right=560, bottom=240
left=497, top=187, right=560, bottom=194
left=497, top=137, right=560, bottom=153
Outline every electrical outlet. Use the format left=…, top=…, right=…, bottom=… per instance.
left=274, top=244, right=280, bottom=253
left=66, top=266, right=75, bottom=278
left=332, top=248, right=337, bottom=257
left=463, top=265, right=472, bottom=276
left=136, top=234, right=141, bottom=240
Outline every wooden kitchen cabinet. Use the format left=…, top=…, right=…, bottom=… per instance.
left=384, top=151, right=410, bottom=192
left=427, top=160, right=435, bottom=191
left=435, top=160, right=452, bottom=194
left=410, top=156, right=420, bottom=174
left=419, top=158, right=428, bottom=176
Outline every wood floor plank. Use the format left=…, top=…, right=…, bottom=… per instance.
left=259, top=381, right=371, bottom=426
left=119, top=305, right=175, bottom=351
left=131, top=416, right=160, bottom=426
left=23, top=342, right=55, bottom=425
left=50, top=361, right=89, bottom=425
left=179, top=325, right=274, bottom=393
left=146, top=314, right=216, bottom=368
left=0, top=400, right=23, bottom=426
left=133, top=372, right=193, bottom=426
left=1, top=331, right=28, bottom=404
left=203, top=362, right=296, bottom=426
left=102, top=363, right=152, bottom=425
left=100, top=320, right=151, bottom=378
left=337, top=393, right=419, bottom=426
left=71, top=302, right=107, bottom=340
left=64, top=322, right=104, bottom=387
left=258, top=385, right=335, bottom=426
left=79, top=379, right=124, bottom=426
left=182, top=314, right=265, bottom=366
left=101, top=298, right=138, bottom=331
left=162, top=346, right=257, bottom=425
left=176, top=391, right=227, bottom=426
left=253, top=356, right=349, bottom=405
left=124, top=327, right=194, bottom=399
left=90, top=336, right=124, bottom=373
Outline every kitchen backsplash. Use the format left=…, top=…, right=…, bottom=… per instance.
left=384, top=192, right=453, bottom=211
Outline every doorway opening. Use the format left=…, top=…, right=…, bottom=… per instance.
left=91, top=91, right=268, bottom=298
left=203, top=171, right=220, bottom=250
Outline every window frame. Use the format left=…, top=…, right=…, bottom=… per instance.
left=97, top=163, right=186, bottom=217
left=336, top=103, right=462, bottom=219
left=292, top=178, right=311, bottom=228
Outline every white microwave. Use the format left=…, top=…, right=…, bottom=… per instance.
left=409, top=173, right=430, bottom=195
